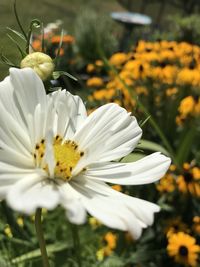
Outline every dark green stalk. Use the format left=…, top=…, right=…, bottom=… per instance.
left=35, top=208, right=50, bottom=267
left=13, top=0, right=28, bottom=40
left=70, top=224, right=82, bottom=267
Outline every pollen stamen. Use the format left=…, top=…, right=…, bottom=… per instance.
left=33, top=137, right=82, bottom=181
left=53, top=137, right=81, bottom=181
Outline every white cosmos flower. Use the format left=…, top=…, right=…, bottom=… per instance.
left=0, top=68, right=171, bottom=239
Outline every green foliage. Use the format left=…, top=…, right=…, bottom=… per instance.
left=152, top=14, right=200, bottom=45
left=168, top=14, right=200, bottom=44
left=74, top=10, right=118, bottom=62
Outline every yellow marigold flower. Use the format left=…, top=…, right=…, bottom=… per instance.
left=177, top=164, right=200, bottom=197
left=192, top=167, right=200, bottom=180
left=161, top=65, right=178, bottom=84
left=178, top=96, right=195, bottom=116
left=156, top=173, right=175, bottom=193
left=96, top=232, right=117, bottom=261
left=169, top=164, right=177, bottom=172
left=109, top=52, right=128, bottom=66
left=167, top=232, right=199, bottom=267
left=119, top=70, right=134, bottom=86
left=124, top=60, right=150, bottom=79
left=95, top=60, right=104, bottom=67
left=93, top=89, right=108, bottom=100
left=135, top=86, right=148, bottom=96
left=86, top=64, right=95, bottom=73
left=160, top=40, right=177, bottom=50
left=177, top=69, right=200, bottom=86
left=165, top=217, right=189, bottom=238
left=111, top=184, right=122, bottom=192
left=183, top=163, right=191, bottom=171
left=160, top=49, right=176, bottom=61
left=86, top=77, right=104, bottom=87
left=4, top=225, right=13, bottom=238
left=176, top=115, right=186, bottom=126
left=194, top=98, right=200, bottom=115
left=166, top=87, right=178, bottom=97
left=20, top=52, right=54, bottom=81
left=193, top=216, right=200, bottom=234
left=104, top=232, right=117, bottom=250
left=136, top=40, right=155, bottom=53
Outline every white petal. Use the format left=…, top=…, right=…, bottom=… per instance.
left=0, top=163, right=38, bottom=199
left=0, top=99, right=32, bottom=154
left=73, top=104, right=142, bottom=174
left=10, top=68, right=50, bottom=147
left=49, top=90, right=87, bottom=139
left=70, top=177, right=154, bottom=239
left=84, top=152, right=171, bottom=185
left=0, top=149, right=34, bottom=168
left=10, top=68, right=47, bottom=116
left=59, top=183, right=86, bottom=224
left=6, top=173, right=60, bottom=214
left=0, top=76, right=27, bottom=131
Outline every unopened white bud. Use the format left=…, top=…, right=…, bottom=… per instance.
left=20, top=52, right=54, bottom=81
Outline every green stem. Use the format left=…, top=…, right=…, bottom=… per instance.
left=13, top=0, right=28, bottom=40
left=70, top=224, right=82, bottom=267
left=35, top=208, right=50, bottom=267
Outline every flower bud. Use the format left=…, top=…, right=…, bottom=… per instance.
left=20, top=52, right=54, bottom=81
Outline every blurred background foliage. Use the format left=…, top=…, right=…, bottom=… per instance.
left=2, top=0, right=199, bottom=78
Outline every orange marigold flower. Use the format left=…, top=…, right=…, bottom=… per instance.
left=51, top=35, right=75, bottom=44
left=32, top=39, right=42, bottom=51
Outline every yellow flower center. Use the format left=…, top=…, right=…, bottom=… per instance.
left=34, top=136, right=84, bottom=181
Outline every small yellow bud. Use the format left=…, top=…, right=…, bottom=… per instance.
left=20, top=52, right=54, bottom=81
left=17, top=217, right=24, bottom=227
left=4, top=225, right=13, bottom=238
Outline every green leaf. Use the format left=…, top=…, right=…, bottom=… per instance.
left=121, top=153, right=145, bottom=163
left=11, top=241, right=73, bottom=264
left=6, top=34, right=27, bottom=58
left=127, top=249, right=165, bottom=264
left=6, top=27, right=27, bottom=41
left=53, top=71, right=78, bottom=81
left=137, top=139, right=170, bottom=156
left=0, top=235, right=33, bottom=247
left=139, top=115, right=151, bottom=128
left=100, top=254, right=124, bottom=267
left=0, top=53, right=19, bottom=68
left=175, top=126, right=197, bottom=165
